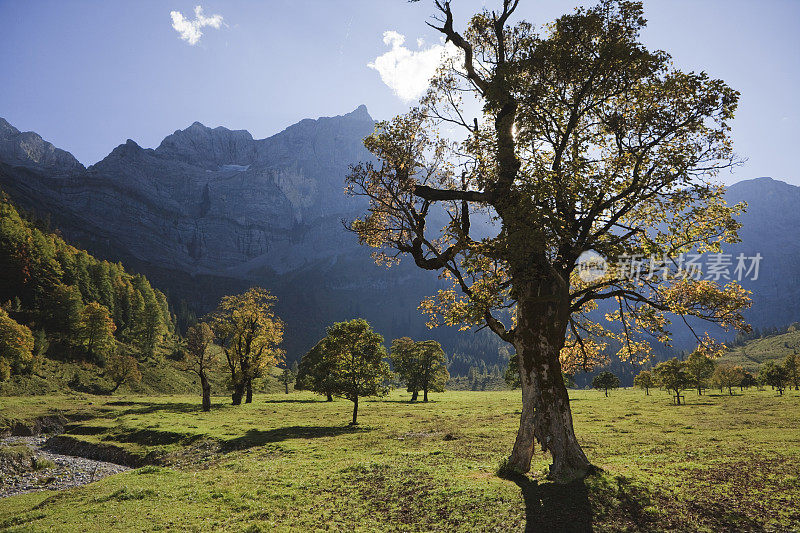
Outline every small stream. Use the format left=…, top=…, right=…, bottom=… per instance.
left=0, top=435, right=130, bottom=499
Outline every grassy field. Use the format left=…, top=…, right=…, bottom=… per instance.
left=1, top=388, right=798, bottom=532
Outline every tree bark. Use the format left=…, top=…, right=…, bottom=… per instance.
left=423, top=387, right=428, bottom=402
left=410, top=390, right=418, bottom=402
left=326, top=393, right=333, bottom=402
left=506, top=277, right=591, bottom=482
left=245, top=379, right=253, bottom=403
left=232, top=381, right=245, bottom=405
left=200, top=373, right=211, bottom=412
left=351, top=396, right=359, bottom=425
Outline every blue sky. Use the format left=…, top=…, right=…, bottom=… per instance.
left=0, top=0, right=798, bottom=185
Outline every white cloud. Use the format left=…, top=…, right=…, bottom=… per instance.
left=170, top=6, right=223, bottom=45
left=368, top=31, right=459, bottom=103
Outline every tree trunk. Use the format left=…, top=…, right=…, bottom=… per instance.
left=604, top=388, right=608, bottom=397
left=351, top=396, right=359, bottom=425
left=697, top=386, right=702, bottom=395
left=506, top=279, right=591, bottom=482
left=200, top=373, right=211, bottom=412
left=423, top=387, right=428, bottom=402
left=245, top=379, right=253, bottom=403
left=232, top=381, right=245, bottom=405
left=410, top=390, right=418, bottom=402
left=326, top=393, right=333, bottom=402
left=284, top=381, right=289, bottom=394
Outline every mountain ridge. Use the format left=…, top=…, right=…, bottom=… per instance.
left=1, top=111, right=798, bottom=365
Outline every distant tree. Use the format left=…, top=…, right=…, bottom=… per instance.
left=783, top=353, right=800, bottom=391
left=414, top=340, right=448, bottom=401
left=685, top=350, right=716, bottom=395
left=390, top=338, right=449, bottom=401
left=31, top=328, right=49, bottom=371
left=105, top=351, right=142, bottom=393
left=209, top=288, right=284, bottom=405
left=390, top=337, right=421, bottom=400
left=131, top=276, right=167, bottom=360
left=183, top=322, right=216, bottom=411
left=711, top=364, right=745, bottom=395
left=43, top=284, right=83, bottom=357
left=653, top=358, right=692, bottom=405
left=324, top=319, right=393, bottom=425
left=740, top=371, right=757, bottom=390
left=633, top=370, right=653, bottom=395
left=504, top=354, right=521, bottom=389
left=76, top=302, right=117, bottom=365
left=761, top=361, right=789, bottom=395
left=0, top=307, right=35, bottom=381
left=592, top=372, right=620, bottom=397
left=295, top=339, right=337, bottom=401
left=279, top=360, right=298, bottom=395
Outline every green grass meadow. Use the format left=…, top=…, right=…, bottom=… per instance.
left=1, top=388, right=799, bottom=532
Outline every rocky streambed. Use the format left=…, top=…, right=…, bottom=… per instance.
left=0, top=435, right=130, bottom=498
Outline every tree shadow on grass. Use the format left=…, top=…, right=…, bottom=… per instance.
left=505, top=469, right=658, bottom=532
left=220, top=425, right=367, bottom=452
left=108, top=402, right=208, bottom=416
left=506, top=474, right=593, bottom=532
left=260, top=399, right=326, bottom=404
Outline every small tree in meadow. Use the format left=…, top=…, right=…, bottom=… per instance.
left=295, top=339, right=337, bottom=401
left=209, top=288, right=284, bottom=405
left=761, top=361, right=789, bottom=395
left=279, top=361, right=297, bottom=394
left=324, top=319, right=393, bottom=425
left=183, top=322, right=216, bottom=411
left=633, top=370, right=653, bottom=395
left=106, top=350, right=142, bottom=393
left=783, top=353, right=799, bottom=391
left=740, top=371, right=757, bottom=390
left=390, top=337, right=421, bottom=400
left=592, top=372, right=620, bottom=397
left=390, top=337, right=449, bottom=401
left=685, top=350, right=716, bottom=395
left=654, top=358, right=692, bottom=405
left=711, top=364, right=745, bottom=395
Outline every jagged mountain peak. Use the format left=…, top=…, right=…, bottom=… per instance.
left=154, top=121, right=256, bottom=170
left=0, top=117, right=20, bottom=135
left=0, top=117, right=84, bottom=172
left=344, top=104, right=372, bottom=121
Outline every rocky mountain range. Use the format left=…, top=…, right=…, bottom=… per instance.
left=1, top=109, right=798, bottom=366
left=0, top=107, right=457, bottom=361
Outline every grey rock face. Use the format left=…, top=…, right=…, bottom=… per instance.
left=0, top=107, right=376, bottom=276
left=0, top=118, right=84, bottom=172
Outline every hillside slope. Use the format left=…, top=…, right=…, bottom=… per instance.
left=718, top=327, right=800, bottom=373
